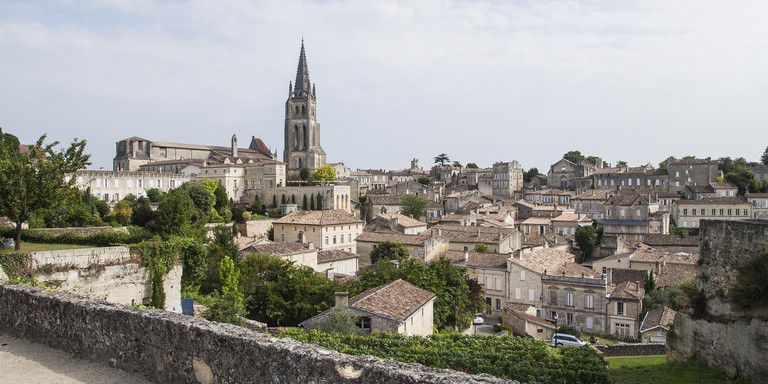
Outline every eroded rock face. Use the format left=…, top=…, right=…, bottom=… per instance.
left=669, top=313, right=768, bottom=382
left=0, top=285, right=516, bottom=384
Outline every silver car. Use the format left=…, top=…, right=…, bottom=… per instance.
left=549, top=333, right=587, bottom=348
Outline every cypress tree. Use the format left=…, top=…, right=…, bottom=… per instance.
left=310, top=194, right=316, bottom=210
left=302, top=195, right=308, bottom=210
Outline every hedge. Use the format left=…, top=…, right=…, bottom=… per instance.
left=279, top=330, right=609, bottom=384
left=0, top=226, right=152, bottom=247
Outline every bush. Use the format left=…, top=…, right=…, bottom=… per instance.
left=0, top=226, right=151, bottom=247
left=279, top=330, right=608, bottom=384
left=557, top=325, right=581, bottom=338
left=731, top=252, right=768, bottom=310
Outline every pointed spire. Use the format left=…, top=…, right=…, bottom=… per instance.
left=293, top=39, right=311, bottom=97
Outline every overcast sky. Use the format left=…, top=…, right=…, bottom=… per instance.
left=2, top=1, right=767, bottom=171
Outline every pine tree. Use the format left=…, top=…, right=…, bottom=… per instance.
left=316, top=193, right=323, bottom=210
left=762, top=145, right=768, bottom=165
left=310, top=194, right=316, bottom=210
left=302, top=194, right=308, bottom=210
left=272, top=195, right=278, bottom=208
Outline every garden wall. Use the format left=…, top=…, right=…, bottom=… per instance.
left=0, top=285, right=514, bottom=384
left=29, top=226, right=128, bottom=236
left=595, top=343, right=666, bottom=357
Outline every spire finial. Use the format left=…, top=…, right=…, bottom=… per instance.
left=293, top=38, right=310, bottom=97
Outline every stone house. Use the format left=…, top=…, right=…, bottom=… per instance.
left=444, top=190, right=482, bottom=214
left=240, top=242, right=319, bottom=271
left=519, top=217, right=552, bottom=236
left=523, top=189, right=573, bottom=206
left=506, top=248, right=587, bottom=315
left=302, top=279, right=436, bottom=336
left=746, top=192, right=768, bottom=219
left=317, top=250, right=359, bottom=277
left=667, top=157, right=719, bottom=192
left=607, top=281, right=645, bottom=339
left=438, top=213, right=478, bottom=227
left=355, top=230, right=449, bottom=265
left=430, top=224, right=522, bottom=254
left=448, top=251, right=509, bottom=316
left=551, top=213, right=593, bottom=240
left=272, top=210, right=363, bottom=253
left=349, top=169, right=388, bottom=195
left=541, top=274, right=608, bottom=335
left=672, top=196, right=751, bottom=229
left=547, top=158, right=600, bottom=190
left=369, top=213, right=428, bottom=235
left=72, top=170, right=192, bottom=204
left=571, top=189, right=614, bottom=222
left=579, top=166, right=667, bottom=191
left=603, top=193, right=669, bottom=246
left=503, top=307, right=557, bottom=340
left=246, top=184, right=352, bottom=212
left=752, top=164, right=768, bottom=182
left=491, top=161, right=524, bottom=198
left=684, top=181, right=738, bottom=200
left=641, top=234, right=699, bottom=253
left=639, top=306, right=676, bottom=344
left=591, top=244, right=699, bottom=288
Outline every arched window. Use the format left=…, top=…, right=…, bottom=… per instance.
left=295, top=106, right=299, bottom=114
left=303, top=125, right=309, bottom=148
left=301, top=105, right=306, bottom=114
left=293, top=125, right=300, bottom=149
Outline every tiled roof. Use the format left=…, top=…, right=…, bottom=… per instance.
left=430, top=224, right=517, bottom=244
left=507, top=309, right=557, bottom=329
left=366, top=195, right=405, bottom=205
left=640, top=306, right=677, bottom=332
left=510, top=249, right=590, bottom=277
left=600, top=245, right=699, bottom=265
left=318, top=250, right=359, bottom=264
left=607, top=193, right=649, bottom=206
left=573, top=189, right=614, bottom=201
left=241, top=241, right=313, bottom=257
left=521, top=217, right=552, bottom=226
left=552, top=213, right=592, bottom=223
left=710, top=181, right=737, bottom=190
left=446, top=251, right=509, bottom=269
left=747, top=193, right=768, bottom=198
left=356, top=231, right=434, bottom=246
left=686, top=185, right=713, bottom=193
left=273, top=210, right=362, bottom=226
left=349, top=279, right=435, bottom=322
left=675, top=196, right=749, bottom=205
left=642, top=234, right=699, bottom=247
left=609, top=268, right=648, bottom=287
left=376, top=213, right=427, bottom=228
left=609, top=281, right=645, bottom=301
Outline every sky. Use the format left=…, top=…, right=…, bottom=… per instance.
left=1, top=1, right=768, bottom=172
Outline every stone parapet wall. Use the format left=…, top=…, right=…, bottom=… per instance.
left=595, top=343, right=666, bottom=357
left=29, top=246, right=135, bottom=269
left=0, top=285, right=515, bottom=384
left=28, top=226, right=129, bottom=236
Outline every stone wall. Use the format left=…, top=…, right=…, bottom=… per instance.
left=698, top=219, right=768, bottom=318
left=0, top=285, right=515, bottom=384
left=668, top=313, right=768, bottom=382
left=0, top=246, right=181, bottom=313
left=595, top=343, right=666, bottom=357
left=236, top=219, right=273, bottom=238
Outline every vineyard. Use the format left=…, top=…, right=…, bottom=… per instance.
left=279, top=330, right=609, bottom=384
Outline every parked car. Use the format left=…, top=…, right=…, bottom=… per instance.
left=472, top=314, right=485, bottom=325
left=549, top=333, right=587, bottom=348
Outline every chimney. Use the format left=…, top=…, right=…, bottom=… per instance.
left=231, top=134, right=238, bottom=158
left=437, top=229, right=442, bottom=236
left=307, top=241, right=314, bottom=249
left=326, top=268, right=335, bottom=281
left=334, top=292, right=348, bottom=308
left=635, top=281, right=640, bottom=291
left=463, top=250, right=469, bottom=262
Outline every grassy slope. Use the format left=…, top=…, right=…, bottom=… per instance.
left=608, top=355, right=747, bottom=384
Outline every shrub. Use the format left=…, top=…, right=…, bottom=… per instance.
left=279, top=330, right=608, bottom=384
left=731, top=252, right=768, bottom=310
left=557, top=325, right=581, bottom=337
left=0, top=226, right=151, bottom=247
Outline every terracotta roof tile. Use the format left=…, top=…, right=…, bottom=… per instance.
left=350, top=279, right=435, bottom=322
left=640, top=306, right=677, bottom=332
left=273, top=210, right=362, bottom=226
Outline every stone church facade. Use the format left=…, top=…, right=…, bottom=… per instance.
left=284, top=40, right=326, bottom=173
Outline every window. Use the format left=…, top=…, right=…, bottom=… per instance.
left=691, top=209, right=696, bottom=216
left=549, top=290, right=558, bottom=305
left=615, top=323, right=631, bottom=337
left=586, top=294, right=594, bottom=309
left=325, top=236, right=329, bottom=245
left=494, top=277, right=502, bottom=290
left=495, top=298, right=501, bottom=311
left=529, top=289, right=535, bottom=301
left=515, top=288, right=521, bottom=300
left=700, top=208, right=705, bottom=215
left=566, top=292, right=574, bottom=307
left=586, top=316, right=594, bottom=329
left=616, top=302, right=625, bottom=316
left=356, top=317, right=372, bottom=331
left=519, top=269, right=526, bottom=281
left=566, top=313, right=573, bottom=325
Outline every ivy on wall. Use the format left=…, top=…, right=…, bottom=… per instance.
left=0, top=253, right=33, bottom=285
left=134, top=237, right=181, bottom=309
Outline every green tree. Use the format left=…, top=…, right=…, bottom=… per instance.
left=659, top=156, right=676, bottom=170
left=465, top=163, right=479, bottom=169
left=434, top=153, right=450, bottom=166
left=474, top=244, right=490, bottom=253
left=645, top=272, right=656, bottom=293
left=417, top=176, right=431, bottom=185
left=563, top=150, right=585, bottom=164
left=316, top=192, right=323, bottom=209
left=731, top=253, right=768, bottom=310
left=249, top=195, right=262, bottom=214
left=299, top=168, right=311, bottom=181
left=272, top=195, right=278, bottom=208
left=131, top=196, right=156, bottom=228
left=400, top=194, right=429, bottom=219
left=369, top=241, right=410, bottom=264
left=108, top=199, right=133, bottom=225
left=302, top=194, right=308, bottom=210
left=762, top=146, right=768, bottom=165
left=584, top=156, right=601, bottom=165
left=615, top=160, right=628, bottom=168
left=208, top=255, right=245, bottom=325
left=0, top=130, right=90, bottom=250
left=575, top=226, right=598, bottom=260
left=523, top=168, right=539, bottom=183
left=156, top=188, right=198, bottom=236
left=310, top=194, right=316, bottom=210
left=238, top=252, right=341, bottom=326
left=178, top=238, right=208, bottom=294
left=452, top=161, right=462, bottom=168
left=145, top=188, right=164, bottom=203
left=309, top=165, right=336, bottom=182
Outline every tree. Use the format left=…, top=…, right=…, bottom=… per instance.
left=563, top=150, right=585, bottom=164
left=208, top=255, right=245, bottom=325
left=299, top=168, right=311, bottom=181
left=615, top=160, right=628, bottom=168
left=131, top=196, right=155, bottom=227
left=108, top=199, right=133, bottom=226
left=659, top=156, right=676, bottom=171
left=417, top=176, right=431, bottom=185
left=584, top=156, right=601, bottom=166
left=762, top=146, right=768, bottom=165
left=434, top=153, right=450, bottom=166
left=724, top=165, right=758, bottom=195
left=523, top=168, right=539, bottom=183
left=465, top=163, right=479, bottom=169
left=302, top=194, right=308, bottom=210
left=474, top=244, right=490, bottom=253
left=316, top=192, right=323, bottom=210
left=0, top=130, right=90, bottom=250
left=645, top=272, right=656, bottom=293
left=369, top=241, right=410, bottom=264
left=400, top=194, right=429, bottom=219
left=145, top=188, right=164, bottom=203
left=730, top=252, right=768, bottom=310
left=309, top=165, right=336, bottom=182
left=249, top=195, right=262, bottom=214
left=575, top=226, right=598, bottom=261
left=156, top=188, right=198, bottom=236
left=272, top=195, right=278, bottom=208
left=452, top=161, right=462, bottom=168
left=238, top=252, right=342, bottom=326
left=310, top=194, right=316, bottom=210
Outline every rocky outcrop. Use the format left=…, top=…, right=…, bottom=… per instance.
left=668, top=313, right=768, bottom=382
left=0, top=285, right=515, bottom=384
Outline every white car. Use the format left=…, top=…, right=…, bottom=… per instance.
left=549, top=333, right=587, bottom=348
left=472, top=315, right=485, bottom=325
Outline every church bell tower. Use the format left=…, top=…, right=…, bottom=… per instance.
left=284, top=39, right=326, bottom=173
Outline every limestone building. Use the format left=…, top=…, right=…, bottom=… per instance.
left=492, top=161, right=524, bottom=198
left=284, top=40, right=326, bottom=173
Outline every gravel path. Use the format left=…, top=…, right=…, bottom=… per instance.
left=0, top=333, right=149, bottom=384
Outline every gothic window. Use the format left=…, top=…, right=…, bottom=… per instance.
left=294, top=125, right=300, bottom=149
left=304, top=125, right=309, bottom=149
left=295, top=106, right=299, bottom=114
left=301, top=105, right=306, bottom=114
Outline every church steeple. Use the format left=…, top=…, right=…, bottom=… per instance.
left=293, top=39, right=312, bottom=98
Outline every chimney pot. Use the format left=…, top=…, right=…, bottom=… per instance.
left=463, top=251, right=469, bottom=262
left=334, top=292, right=349, bottom=308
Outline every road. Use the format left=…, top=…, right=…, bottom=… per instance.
left=0, top=333, right=149, bottom=384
